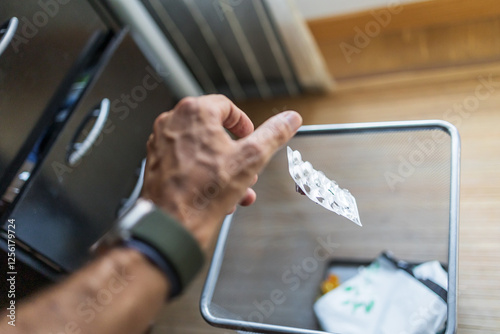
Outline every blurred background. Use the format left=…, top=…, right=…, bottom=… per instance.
left=1, top=0, right=499, bottom=333
left=142, top=1, right=500, bottom=333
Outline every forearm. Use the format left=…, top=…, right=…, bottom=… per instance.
left=0, top=96, right=301, bottom=334
left=1, top=248, right=168, bottom=334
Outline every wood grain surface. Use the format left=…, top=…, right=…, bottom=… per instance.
left=308, top=0, right=500, bottom=79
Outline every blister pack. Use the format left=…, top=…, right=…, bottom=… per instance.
left=287, top=146, right=361, bottom=226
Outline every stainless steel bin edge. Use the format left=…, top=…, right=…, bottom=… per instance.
left=201, top=120, right=460, bottom=334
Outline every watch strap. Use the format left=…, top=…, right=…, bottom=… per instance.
left=125, top=238, right=182, bottom=297
left=130, top=208, right=204, bottom=291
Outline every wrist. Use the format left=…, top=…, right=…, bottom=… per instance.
left=112, top=247, right=169, bottom=293
left=124, top=238, right=181, bottom=298
left=146, top=197, right=214, bottom=250
left=92, top=198, right=205, bottom=299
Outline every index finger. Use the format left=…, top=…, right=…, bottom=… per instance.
left=198, top=94, right=254, bottom=138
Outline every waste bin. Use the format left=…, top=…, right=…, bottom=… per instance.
left=201, top=120, right=460, bottom=334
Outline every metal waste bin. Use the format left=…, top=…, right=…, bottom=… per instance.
left=201, top=120, right=460, bottom=334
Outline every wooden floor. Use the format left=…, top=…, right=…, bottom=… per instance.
left=152, top=61, right=500, bottom=333
left=241, top=63, right=500, bottom=334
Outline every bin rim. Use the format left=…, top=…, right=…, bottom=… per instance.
left=200, top=119, right=460, bottom=334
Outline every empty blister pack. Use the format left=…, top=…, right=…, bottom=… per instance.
left=287, top=146, right=361, bottom=226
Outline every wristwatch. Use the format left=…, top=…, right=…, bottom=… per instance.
left=91, top=198, right=204, bottom=298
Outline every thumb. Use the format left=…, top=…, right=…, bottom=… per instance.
left=241, top=111, right=302, bottom=169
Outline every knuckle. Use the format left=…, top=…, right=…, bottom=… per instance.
left=241, top=141, right=264, bottom=165
left=153, top=112, right=169, bottom=132
left=210, top=93, right=229, bottom=102
left=146, top=133, right=154, bottom=145
left=176, top=96, right=198, bottom=111
left=146, top=134, right=156, bottom=149
left=176, top=97, right=206, bottom=121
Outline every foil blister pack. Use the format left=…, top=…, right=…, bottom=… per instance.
left=287, top=146, right=362, bottom=226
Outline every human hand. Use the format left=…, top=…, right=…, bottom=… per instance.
left=141, top=95, right=302, bottom=249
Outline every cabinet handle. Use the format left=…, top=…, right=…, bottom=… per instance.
left=117, top=158, right=146, bottom=218
left=0, top=17, right=19, bottom=57
left=67, top=98, right=110, bottom=167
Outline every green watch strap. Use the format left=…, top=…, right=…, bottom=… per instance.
left=130, top=208, right=204, bottom=290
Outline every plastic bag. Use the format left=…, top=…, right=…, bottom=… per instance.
left=314, top=253, right=448, bottom=334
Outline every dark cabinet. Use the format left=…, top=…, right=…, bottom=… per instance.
left=10, top=34, right=175, bottom=272
left=0, top=2, right=177, bottom=282
left=0, top=1, right=107, bottom=194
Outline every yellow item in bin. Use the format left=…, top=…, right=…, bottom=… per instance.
left=320, top=273, right=340, bottom=295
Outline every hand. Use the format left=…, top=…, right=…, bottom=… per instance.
left=141, top=95, right=302, bottom=249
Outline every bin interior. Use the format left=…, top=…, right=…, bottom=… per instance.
left=206, top=125, right=454, bottom=333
